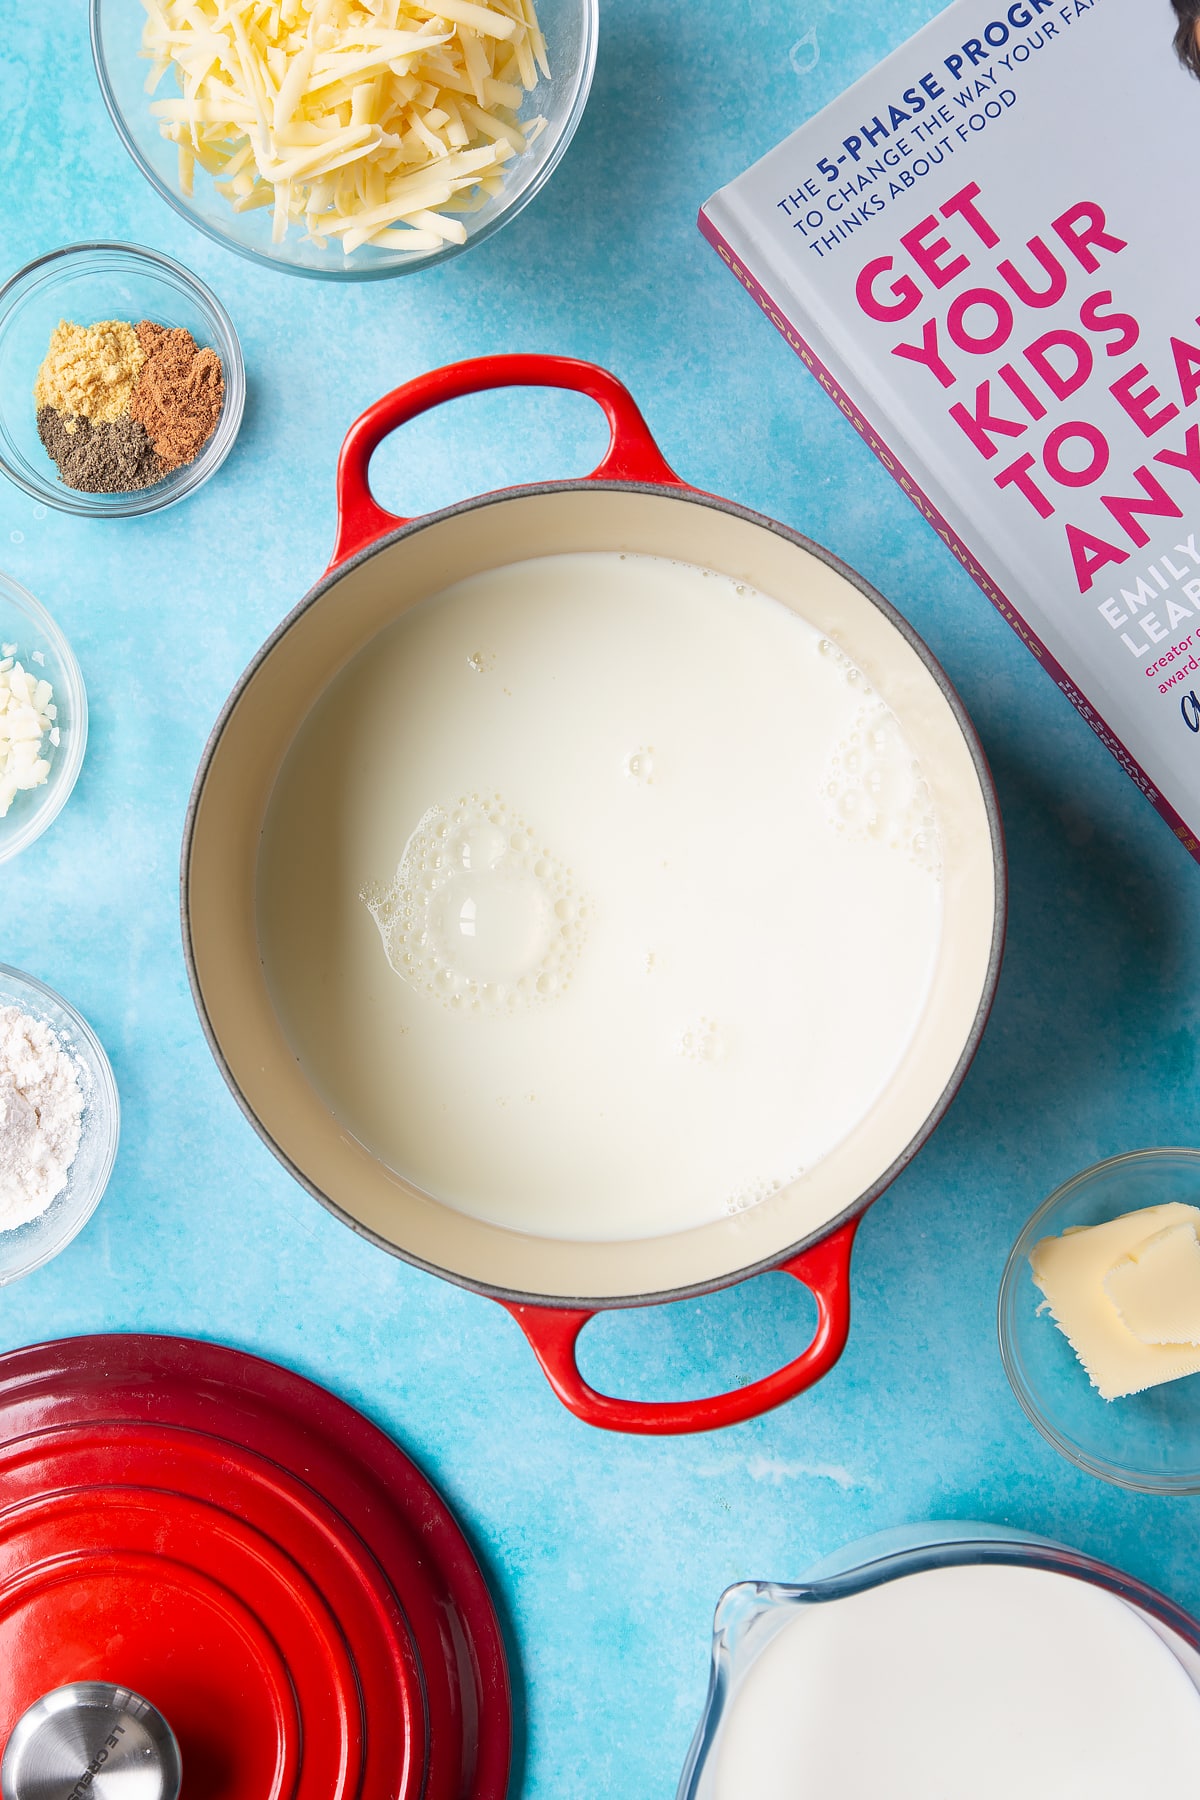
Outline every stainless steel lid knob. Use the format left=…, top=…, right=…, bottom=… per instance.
left=1, top=1684, right=182, bottom=1800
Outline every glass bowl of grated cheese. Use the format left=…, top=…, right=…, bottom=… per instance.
left=0, top=965, right=120, bottom=1284
left=91, top=0, right=598, bottom=280
left=0, top=573, right=87, bottom=865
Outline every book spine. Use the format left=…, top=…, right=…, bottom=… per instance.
left=697, top=205, right=1200, bottom=864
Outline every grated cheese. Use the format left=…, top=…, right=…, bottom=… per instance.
left=0, top=658, right=56, bottom=820
left=140, top=0, right=550, bottom=255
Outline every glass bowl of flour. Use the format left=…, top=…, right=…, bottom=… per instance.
left=0, top=965, right=119, bottom=1282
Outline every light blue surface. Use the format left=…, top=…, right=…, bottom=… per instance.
left=2, top=4, right=1199, bottom=1794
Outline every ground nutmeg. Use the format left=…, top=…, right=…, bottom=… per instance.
left=131, top=322, right=224, bottom=473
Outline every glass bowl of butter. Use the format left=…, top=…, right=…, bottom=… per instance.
left=1000, top=1148, right=1200, bottom=1494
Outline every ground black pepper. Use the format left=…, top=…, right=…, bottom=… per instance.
left=36, top=407, right=163, bottom=494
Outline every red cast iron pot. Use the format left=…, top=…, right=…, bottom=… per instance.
left=182, top=355, right=1005, bottom=1435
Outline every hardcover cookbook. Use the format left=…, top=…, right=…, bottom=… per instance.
left=702, top=0, right=1200, bottom=857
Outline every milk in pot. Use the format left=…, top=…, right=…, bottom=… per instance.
left=258, top=552, right=944, bottom=1241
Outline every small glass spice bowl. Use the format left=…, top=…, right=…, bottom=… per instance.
left=999, top=1148, right=1200, bottom=1495
left=0, top=572, right=87, bottom=865
left=0, top=242, right=244, bottom=518
left=0, top=964, right=120, bottom=1284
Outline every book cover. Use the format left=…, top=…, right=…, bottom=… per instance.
left=700, top=0, right=1200, bottom=858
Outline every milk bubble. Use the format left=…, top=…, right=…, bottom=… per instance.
left=725, top=1166, right=805, bottom=1216
left=822, top=668, right=942, bottom=877
left=362, top=794, right=585, bottom=1012
left=677, top=1016, right=723, bottom=1062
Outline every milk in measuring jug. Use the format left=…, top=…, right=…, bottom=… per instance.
left=711, top=1563, right=1200, bottom=1798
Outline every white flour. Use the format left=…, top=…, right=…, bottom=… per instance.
left=0, top=1005, right=85, bottom=1231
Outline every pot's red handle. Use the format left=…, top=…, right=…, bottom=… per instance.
left=500, top=1218, right=858, bottom=1435
left=330, top=354, right=686, bottom=569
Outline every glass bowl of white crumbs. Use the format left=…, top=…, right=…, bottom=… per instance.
left=0, top=965, right=120, bottom=1283
left=0, top=572, right=87, bottom=864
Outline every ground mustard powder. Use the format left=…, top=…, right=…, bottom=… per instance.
left=33, top=319, right=145, bottom=424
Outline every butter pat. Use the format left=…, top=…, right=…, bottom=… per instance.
left=1104, top=1223, right=1200, bottom=1346
left=1030, top=1202, right=1200, bottom=1401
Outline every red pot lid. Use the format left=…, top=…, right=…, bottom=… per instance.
left=0, top=1335, right=510, bottom=1800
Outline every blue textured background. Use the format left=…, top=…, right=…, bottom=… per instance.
left=2, top=4, right=1198, bottom=1794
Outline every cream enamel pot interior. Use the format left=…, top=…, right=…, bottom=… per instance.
left=183, top=355, right=1005, bottom=1435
